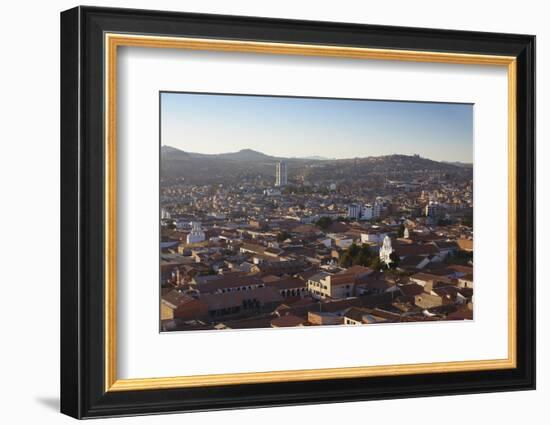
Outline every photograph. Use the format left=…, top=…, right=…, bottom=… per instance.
left=58, top=5, right=536, bottom=419
left=159, top=92, right=474, bottom=332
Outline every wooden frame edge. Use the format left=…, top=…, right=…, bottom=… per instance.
left=104, top=33, right=518, bottom=392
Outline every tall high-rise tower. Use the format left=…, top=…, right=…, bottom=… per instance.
left=275, top=161, right=287, bottom=187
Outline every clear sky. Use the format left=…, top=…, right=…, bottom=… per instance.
left=161, top=92, right=473, bottom=163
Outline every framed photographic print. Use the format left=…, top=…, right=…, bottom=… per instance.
left=60, top=6, right=536, bottom=419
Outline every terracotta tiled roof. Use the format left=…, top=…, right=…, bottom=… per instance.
left=270, top=314, right=306, bottom=327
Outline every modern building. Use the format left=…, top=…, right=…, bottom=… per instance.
left=347, top=203, right=361, bottom=219
left=373, top=199, right=383, bottom=218
left=425, top=201, right=440, bottom=217
left=275, top=161, right=288, bottom=186
left=361, top=204, right=373, bottom=220
left=347, top=203, right=373, bottom=220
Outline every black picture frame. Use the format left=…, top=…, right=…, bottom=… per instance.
left=61, top=5, right=536, bottom=419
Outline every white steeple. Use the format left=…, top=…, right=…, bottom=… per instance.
left=379, top=235, right=394, bottom=266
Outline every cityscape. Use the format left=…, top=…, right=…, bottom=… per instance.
left=159, top=93, right=474, bottom=332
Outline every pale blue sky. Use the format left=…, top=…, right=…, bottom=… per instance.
left=161, top=92, right=473, bottom=163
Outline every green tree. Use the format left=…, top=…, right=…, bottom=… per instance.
left=354, top=250, right=370, bottom=266
left=276, top=231, right=292, bottom=242
left=347, top=243, right=360, bottom=257
left=369, top=256, right=383, bottom=271
left=389, top=252, right=401, bottom=269
left=315, top=216, right=333, bottom=231
left=340, top=251, right=353, bottom=268
left=397, top=224, right=405, bottom=238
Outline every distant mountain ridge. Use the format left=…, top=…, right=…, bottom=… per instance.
left=442, top=160, right=474, bottom=168
left=161, top=146, right=277, bottom=161
left=161, top=145, right=463, bottom=165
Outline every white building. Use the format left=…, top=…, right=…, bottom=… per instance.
left=263, top=188, right=281, bottom=196
left=379, top=236, right=394, bottom=266
left=347, top=203, right=361, bottom=219
left=347, top=203, right=373, bottom=220
left=328, top=233, right=354, bottom=249
left=334, top=237, right=354, bottom=249
left=425, top=201, right=440, bottom=217
left=373, top=200, right=383, bottom=218
left=187, top=221, right=206, bottom=244
left=361, top=232, right=388, bottom=245
left=275, top=161, right=288, bottom=187
left=360, top=204, right=373, bottom=220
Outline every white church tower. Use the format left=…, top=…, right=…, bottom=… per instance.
left=379, top=235, right=394, bottom=266
left=187, top=221, right=206, bottom=244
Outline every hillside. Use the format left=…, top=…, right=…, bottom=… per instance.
left=160, top=146, right=469, bottom=185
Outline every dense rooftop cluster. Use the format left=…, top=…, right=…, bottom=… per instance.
left=160, top=150, right=473, bottom=331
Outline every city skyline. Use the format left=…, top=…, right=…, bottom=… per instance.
left=161, top=92, right=473, bottom=163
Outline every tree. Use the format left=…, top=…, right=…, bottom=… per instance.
left=276, top=231, right=292, bottom=243
left=315, top=216, right=333, bottom=231
left=348, top=243, right=360, bottom=258
left=340, top=251, right=353, bottom=268
left=360, top=243, right=372, bottom=255
left=339, top=243, right=374, bottom=267
left=397, top=224, right=405, bottom=238
left=389, top=252, right=401, bottom=269
left=354, top=250, right=371, bottom=266
left=369, top=256, right=383, bottom=271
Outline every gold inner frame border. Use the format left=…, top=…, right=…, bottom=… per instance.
left=104, top=33, right=517, bottom=392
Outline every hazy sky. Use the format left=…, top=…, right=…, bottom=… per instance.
left=161, top=92, right=473, bottom=163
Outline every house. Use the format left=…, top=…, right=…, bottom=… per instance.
left=191, top=274, right=265, bottom=295
left=307, top=311, right=343, bottom=325
left=270, top=314, right=306, bottom=328
left=394, top=243, right=439, bottom=259
left=457, top=273, right=474, bottom=289
left=409, top=272, right=453, bottom=292
left=343, top=307, right=387, bottom=325
left=239, top=242, right=267, bottom=255
left=360, top=232, right=388, bottom=245
left=397, top=254, right=431, bottom=271
left=308, top=272, right=354, bottom=299
left=398, top=282, right=425, bottom=298
left=201, top=287, right=283, bottom=320
left=161, top=290, right=208, bottom=321
left=433, top=240, right=460, bottom=256
left=265, top=277, right=308, bottom=298
left=457, top=239, right=474, bottom=252
left=332, top=234, right=354, bottom=249
left=307, top=266, right=372, bottom=300
left=414, top=293, right=444, bottom=309
left=354, top=272, right=392, bottom=296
